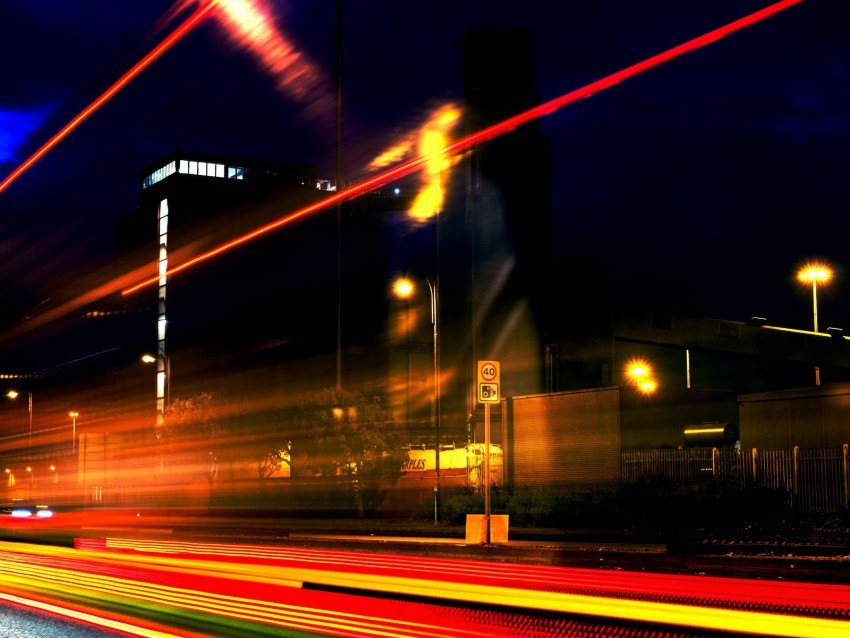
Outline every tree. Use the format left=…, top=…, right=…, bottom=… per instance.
left=252, top=407, right=299, bottom=480
left=165, top=392, right=221, bottom=505
left=289, top=388, right=408, bottom=516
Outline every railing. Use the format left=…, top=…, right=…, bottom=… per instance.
left=622, top=444, right=850, bottom=513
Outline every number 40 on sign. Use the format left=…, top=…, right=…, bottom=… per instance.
left=477, top=360, right=500, bottom=403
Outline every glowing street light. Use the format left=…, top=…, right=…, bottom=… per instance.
left=797, top=261, right=833, bottom=385
left=798, top=262, right=832, bottom=333
left=626, top=361, right=657, bottom=394
left=627, top=364, right=649, bottom=386
left=392, top=278, right=414, bottom=299
left=393, top=276, right=441, bottom=524
left=639, top=379, right=658, bottom=394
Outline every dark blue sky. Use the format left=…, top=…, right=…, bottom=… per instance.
left=1, top=0, right=849, bottom=335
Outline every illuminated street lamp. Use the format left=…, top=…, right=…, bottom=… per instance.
left=639, top=379, right=658, bottom=394
left=69, top=411, right=79, bottom=455
left=626, top=361, right=657, bottom=394
left=627, top=363, right=649, bottom=387
left=393, top=276, right=441, bottom=524
left=629, top=364, right=649, bottom=387
left=797, top=262, right=833, bottom=385
left=798, top=262, right=832, bottom=333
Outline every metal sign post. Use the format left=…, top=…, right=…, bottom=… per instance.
left=477, top=361, right=500, bottom=545
left=484, top=402, right=491, bottom=544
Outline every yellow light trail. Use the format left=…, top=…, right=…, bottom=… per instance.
left=367, top=103, right=463, bottom=220
left=0, top=555, right=480, bottom=638
left=0, top=591, right=185, bottom=638
left=2, top=538, right=850, bottom=638
left=408, top=104, right=462, bottom=220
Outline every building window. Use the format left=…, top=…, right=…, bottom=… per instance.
left=718, top=323, right=740, bottom=339
left=142, top=161, right=176, bottom=189
left=650, top=314, right=672, bottom=330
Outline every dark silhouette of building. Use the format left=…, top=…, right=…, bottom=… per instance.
left=437, top=27, right=554, bottom=437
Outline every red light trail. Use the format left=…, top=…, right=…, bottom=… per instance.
left=120, top=0, right=805, bottom=296
left=3, top=536, right=849, bottom=637
left=0, top=0, right=223, bottom=196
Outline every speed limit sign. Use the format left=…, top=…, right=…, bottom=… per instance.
left=478, top=361, right=500, bottom=403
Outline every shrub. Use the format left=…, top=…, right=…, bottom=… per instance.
left=422, top=478, right=796, bottom=534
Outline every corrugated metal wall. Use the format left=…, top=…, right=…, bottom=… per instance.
left=506, top=388, right=620, bottom=493
left=619, top=388, right=738, bottom=450
left=739, top=383, right=850, bottom=449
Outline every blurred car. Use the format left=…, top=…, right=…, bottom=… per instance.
left=0, top=501, right=54, bottom=519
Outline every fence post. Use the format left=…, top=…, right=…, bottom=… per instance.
left=751, top=447, right=758, bottom=486
left=843, top=444, right=849, bottom=510
left=792, top=445, right=800, bottom=511
left=711, top=448, right=718, bottom=479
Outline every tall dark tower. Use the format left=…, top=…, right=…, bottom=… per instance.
left=440, top=27, right=553, bottom=437
left=124, top=151, right=336, bottom=420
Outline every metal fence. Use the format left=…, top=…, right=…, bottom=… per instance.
left=621, top=444, right=850, bottom=513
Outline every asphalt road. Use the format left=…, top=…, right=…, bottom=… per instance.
left=0, top=598, right=126, bottom=637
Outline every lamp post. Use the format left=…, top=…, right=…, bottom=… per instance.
left=797, top=262, right=832, bottom=385
left=6, top=390, right=32, bottom=462
left=142, top=352, right=170, bottom=425
left=69, top=411, right=79, bottom=455
left=393, top=276, right=441, bottom=524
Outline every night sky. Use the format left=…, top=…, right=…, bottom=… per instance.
left=1, top=0, right=849, bottom=345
